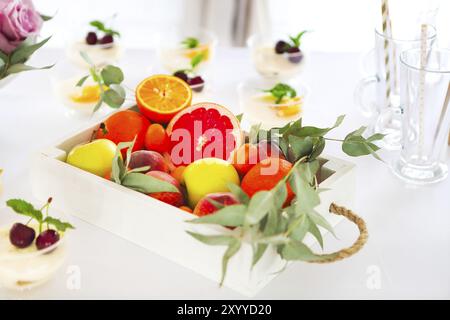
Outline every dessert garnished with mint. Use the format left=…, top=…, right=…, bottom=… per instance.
left=274, top=31, right=308, bottom=64
left=6, top=197, right=74, bottom=250
left=0, top=197, right=74, bottom=290
left=250, top=31, right=309, bottom=78
left=257, top=83, right=303, bottom=117
left=86, top=20, right=120, bottom=46
left=159, top=34, right=215, bottom=76
left=173, top=52, right=206, bottom=92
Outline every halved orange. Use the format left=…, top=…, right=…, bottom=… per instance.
left=136, top=75, right=192, bottom=124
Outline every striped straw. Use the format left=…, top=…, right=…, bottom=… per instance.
left=418, top=24, right=428, bottom=157
left=381, top=0, right=393, bottom=105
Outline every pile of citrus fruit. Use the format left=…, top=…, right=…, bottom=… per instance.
left=66, top=74, right=296, bottom=216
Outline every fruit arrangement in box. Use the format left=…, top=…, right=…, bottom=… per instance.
left=64, top=71, right=383, bottom=284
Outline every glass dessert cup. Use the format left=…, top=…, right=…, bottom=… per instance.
left=50, top=60, right=114, bottom=119
left=238, top=77, right=309, bottom=130
left=0, top=208, right=68, bottom=291
left=65, top=26, right=123, bottom=69
left=157, top=28, right=218, bottom=74
left=247, top=33, right=305, bottom=79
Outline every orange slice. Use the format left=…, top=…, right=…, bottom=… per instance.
left=136, top=75, right=192, bottom=123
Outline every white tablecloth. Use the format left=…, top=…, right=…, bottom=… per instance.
left=0, top=48, right=449, bottom=299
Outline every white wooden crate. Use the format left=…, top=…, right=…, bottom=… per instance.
left=30, top=109, right=355, bottom=297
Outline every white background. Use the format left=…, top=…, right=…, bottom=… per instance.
left=34, top=0, right=450, bottom=51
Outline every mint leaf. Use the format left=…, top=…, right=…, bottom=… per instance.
left=289, top=30, right=308, bottom=48
left=43, top=216, right=75, bottom=232
left=6, top=199, right=43, bottom=222
left=90, top=20, right=120, bottom=37
left=263, top=83, right=297, bottom=104
left=191, top=53, right=204, bottom=69
left=181, top=37, right=199, bottom=49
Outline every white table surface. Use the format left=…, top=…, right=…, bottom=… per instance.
left=0, top=48, right=449, bottom=300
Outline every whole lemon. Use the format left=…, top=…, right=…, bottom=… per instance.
left=183, top=158, right=240, bottom=207
left=67, top=139, right=118, bottom=177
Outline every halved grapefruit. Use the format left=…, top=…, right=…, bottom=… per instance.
left=136, top=75, right=192, bottom=124
left=167, top=103, right=243, bottom=166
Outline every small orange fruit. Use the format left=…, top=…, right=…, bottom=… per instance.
left=96, top=110, right=150, bottom=156
left=241, top=157, right=294, bottom=206
left=170, top=165, right=186, bottom=185
left=145, top=123, right=170, bottom=153
left=136, top=75, right=192, bottom=124
left=231, top=143, right=259, bottom=176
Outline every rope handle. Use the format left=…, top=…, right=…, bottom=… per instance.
left=308, top=203, right=369, bottom=264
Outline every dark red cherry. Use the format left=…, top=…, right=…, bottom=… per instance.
left=275, top=40, right=290, bottom=54
left=173, top=71, right=189, bottom=83
left=286, top=47, right=303, bottom=63
left=86, top=32, right=98, bottom=45
left=36, top=229, right=60, bottom=250
left=188, top=76, right=205, bottom=92
left=99, top=34, right=114, bottom=45
left=9, top=223, right=35, bottom=248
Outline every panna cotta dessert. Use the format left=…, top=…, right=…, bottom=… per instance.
left=238, top=79, right=309, bottom=129
left=54, top=75, right=108, bottom=116
left=0, top=198, right=74, bottom=290
left=66, top=19, right=123, bottom=68
left=158, top=31, right=217, bottom=74
left=248, top=31, right=308, bottom=79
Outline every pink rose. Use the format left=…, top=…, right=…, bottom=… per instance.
left=0, top=0, right=43, bottom=54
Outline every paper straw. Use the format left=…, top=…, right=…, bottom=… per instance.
left=381, top=0, right=393, bottom=105
left=432, top=82, right=450, bottom=149
left=418, top=24, right=427, bottom=157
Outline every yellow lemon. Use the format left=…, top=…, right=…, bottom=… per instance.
left=66, top=139, right=118, bottom=177
left=71, top=85, right=108, bottom=104
left=183, top=158, right=240, bottom=207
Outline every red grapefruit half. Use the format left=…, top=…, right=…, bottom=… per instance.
left=167, top=102, right=243, bottom=166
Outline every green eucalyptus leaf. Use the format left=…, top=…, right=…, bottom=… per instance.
left=122, top=172, right=179, bottom=193
left=101, top=65, right=124, bottom=85
left=236, top=113, right=243, bottom=123
left=6, top=63, right=53, bottom=75
left=80, top=51, right=94, bottom=66
left=10, top=37, right=51, bottom=64
left=309, top=137, right=325, bottom=160
left=307, top=217, right=324, bottom=249
left=252, top=244, right=268, bottom=267
left=40, top=14, right=53, bottom=21
left=246, top=191, right=273, bottom=225
left=281, top=240, right=335, bottom=261
left=127, top=166, right=151, bottom=174
left=221, top=239, right=241, bottom=286
left=6, top=199, right=43, bottom=222
left=342, top=135, right=381, bottom=157
left=186, top=231, right=234, bottom=246
left=296, top=160, right=320, bottom=184
left=292, top=115, right=345, bottom=138
left=307, top=209, right=336, bottom=237
left=367, top=133, right=386, bottom=142
left=257, top=234, right=290, bottom=245
left=43, top=216, right=75, bottom=232
left=289, top=170, right=320, bottom=211
left=288, top=135, right=313, bottom=161
left=76, top=75, right=89, bottom=87
left=102, top=87, right=125, bottom=108
left=288, top=213, right=309, bottom=241
left=273, top=182, right=288, bottom=209
left=248, top=123, right=262, bottom=144
left=189, top=204, right=246, bottom=227
left=92, top=99, right=103, bottom=113
left=227, top=183, right=250, bottom=205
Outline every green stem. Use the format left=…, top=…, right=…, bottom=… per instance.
left=324, top=137, right=344, bottom=142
